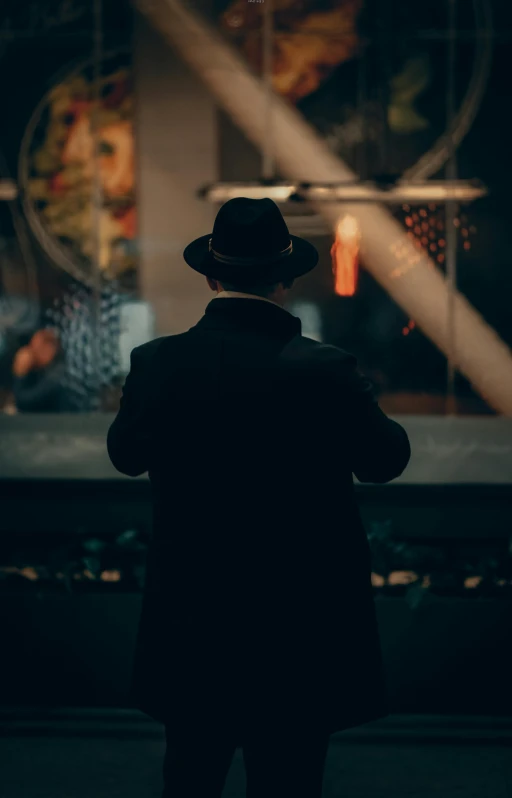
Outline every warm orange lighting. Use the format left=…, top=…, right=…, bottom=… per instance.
left=101, top=569, right=122, bottom=582
left=331, top=214, right=361, bottom=296
left=464, top=575, right=482, bottom=589
left=388, top=570, right=419, bottom=585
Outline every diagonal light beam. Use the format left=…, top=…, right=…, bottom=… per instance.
left=134, top=0, right=512, bottom=415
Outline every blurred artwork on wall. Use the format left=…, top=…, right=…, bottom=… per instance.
left=0, top=0, right=137, bottom=412
left=221, top=0, right=364, bottom=105
left=20, top=52, right=137, bottom=290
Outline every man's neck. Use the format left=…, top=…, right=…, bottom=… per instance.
left=214, top=290, right=284, bottom=309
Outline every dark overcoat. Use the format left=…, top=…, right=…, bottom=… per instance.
left=107, top=297, right=410, bottom=742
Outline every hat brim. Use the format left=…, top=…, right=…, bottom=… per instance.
left=183, top=233, right=319, bottom=284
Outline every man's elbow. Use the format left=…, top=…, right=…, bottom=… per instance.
left=355, top=437, right=411, bottom=484
left=108, top=453, right=148, bottom=478
left=356, top=460, right=408, bottom=484
left=107, top=430, right=148, bottom=477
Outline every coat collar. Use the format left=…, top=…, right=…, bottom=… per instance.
left=215, top=290, right=283, bottom=309
left=193, top=296, right=302, bottom=340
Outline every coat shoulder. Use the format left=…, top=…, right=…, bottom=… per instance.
left=131, top=333, right=187, bottom=361
left=283, top=335, right=356, bottom=369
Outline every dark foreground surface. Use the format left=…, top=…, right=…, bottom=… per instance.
left=0, top=711, right=511, bottom=798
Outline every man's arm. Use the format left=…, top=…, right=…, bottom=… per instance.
left=107, top=346, right=150, bottom=477
left=320, top=347, right=411, bottom=483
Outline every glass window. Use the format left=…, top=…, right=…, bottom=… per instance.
left=1, top=0, right=511, bottom=420
left=0, top=1, right=137, bottom=414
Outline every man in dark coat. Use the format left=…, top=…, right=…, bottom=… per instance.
left=107, top=198, right=411, bottom=798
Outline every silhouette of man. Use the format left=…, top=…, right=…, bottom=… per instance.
left=107, top=198, right=411, bottom=798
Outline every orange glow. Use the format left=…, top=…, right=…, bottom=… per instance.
left=388, top=570, right=418, bottom=585
left=332, top=214, right=361, bottom=296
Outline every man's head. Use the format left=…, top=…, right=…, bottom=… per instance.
left=206, top=277, right=295, bottom=306
left=184, top=198, right=318, bottom=289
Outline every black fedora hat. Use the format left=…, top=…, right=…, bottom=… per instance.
left=183, top=197, right=319, bottom=284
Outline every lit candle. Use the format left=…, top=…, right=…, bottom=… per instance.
left=331, top=214, right=361, bottom=296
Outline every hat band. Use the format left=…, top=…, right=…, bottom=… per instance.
left=208, top=239, right=293, bottom=266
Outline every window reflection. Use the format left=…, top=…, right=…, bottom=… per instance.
left=1, top=0, right=510, bottom=417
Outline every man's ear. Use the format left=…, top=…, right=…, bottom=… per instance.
left=206, top=277, right=217, bottom=292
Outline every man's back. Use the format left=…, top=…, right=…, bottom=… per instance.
left=109, top=295, right=409, bottom=510
left=107, top=296, right=410, bottom=734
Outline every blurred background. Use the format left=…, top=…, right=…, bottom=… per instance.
left=0, top=2, right=511, bottom=795
left=1, top=0, right=512, bottom=415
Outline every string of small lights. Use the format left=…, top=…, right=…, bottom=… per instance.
left=393, top=203, right=477, bottom=337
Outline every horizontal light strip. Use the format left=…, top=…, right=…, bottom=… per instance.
left=199, top=180, right=488, bottom=204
